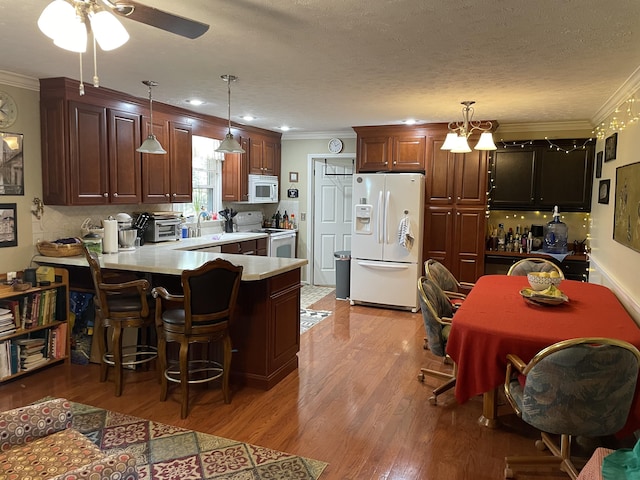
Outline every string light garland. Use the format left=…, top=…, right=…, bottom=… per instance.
left=593, top=95, right=639, bottom=140
left=498, top=138, right=593, bottom=153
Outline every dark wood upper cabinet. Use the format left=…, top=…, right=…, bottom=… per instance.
left=354, top=126, right=426, bottom=172
left=108, top=109, right=142, bottom=204
left=489, top=139, right=594, bottom=211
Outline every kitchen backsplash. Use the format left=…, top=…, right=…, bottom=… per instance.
left=30, top=204, right=174, bottom=248
left=488, top=210, right=590, bottom=247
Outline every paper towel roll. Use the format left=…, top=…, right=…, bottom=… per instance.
left=103, top=219, right=119, bottom=254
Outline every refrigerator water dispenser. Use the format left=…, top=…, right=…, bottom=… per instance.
left=354, top=204, right=373, bottom=234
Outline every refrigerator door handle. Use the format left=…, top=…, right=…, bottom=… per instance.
left=355, top=260, right=411, bottom=270
left=377, top=190, right=384, bottom=244
left=385, top=189, right=391, bottom=244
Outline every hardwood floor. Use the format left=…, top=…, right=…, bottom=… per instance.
left=0, top=293, right=628, bottom=479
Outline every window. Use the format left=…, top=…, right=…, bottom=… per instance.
left=173, top=136, right=223, bottom=219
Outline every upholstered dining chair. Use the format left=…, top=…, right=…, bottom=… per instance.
left=507, top=257, right=565, bottom=278
left=424, top=258, right=474, bottom=308
left=417, top=275, right=456, bottom=405
left=152, top=258, right=243, bottom=418
left=83, top=245, right=157, bottom=397
left=503, top=337, right=640, bottom=479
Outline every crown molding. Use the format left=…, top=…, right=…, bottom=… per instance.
left=495, top=121, right=594, bottom=134
left=0, top=70, right=40, bottom=91
left=591, top=64, right=640, bottom=126
left=282, top=130, right=356, bottom=141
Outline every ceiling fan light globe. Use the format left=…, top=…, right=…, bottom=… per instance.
left=90, top=10, right=129, bottom=51
left=52, top=15, right=88, bottom=52
left=38, top=0, right=75, bottom=40
left=215, top=133, right=245, bottom=154
left=137, top=134, right=166, bottom=154
left=474, top=132, right=497, bottom=150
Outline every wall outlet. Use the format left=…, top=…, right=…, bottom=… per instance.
left=300, top=213, right=306, bottom=221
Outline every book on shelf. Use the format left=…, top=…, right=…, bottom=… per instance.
left=0, top=301, right=20, bottom=327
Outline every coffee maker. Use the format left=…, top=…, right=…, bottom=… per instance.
left=530, top=224, right=544, bottom=250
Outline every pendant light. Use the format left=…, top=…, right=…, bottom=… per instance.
left=137, top=80, right=167, bottom=154
left=441, top=101, right=497, bottom=152
left=215, top=74, right=245, bottom=154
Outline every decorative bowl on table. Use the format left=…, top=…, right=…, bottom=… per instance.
left=527, top=272, right=562, bottom=291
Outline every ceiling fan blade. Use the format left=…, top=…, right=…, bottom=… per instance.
left=111, top=1, right=209, bottom=39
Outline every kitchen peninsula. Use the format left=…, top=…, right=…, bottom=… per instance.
left=33, top=232, right=308, bottom=390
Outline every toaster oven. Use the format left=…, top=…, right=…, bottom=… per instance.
left=144, top=217, right=182, bottom=242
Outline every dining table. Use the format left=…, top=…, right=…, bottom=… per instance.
left=446, top=274, right=640, bottom=437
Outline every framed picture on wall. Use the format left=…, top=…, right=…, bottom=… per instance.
left=613, top=162, right=640, bottom=252
left=0, top=203, right=17, bottom=247
left=598, top=179, right=610, bottom=204
left=605, top=133, right=618, bottom=162
left=0, top=132, right=24, bottom=195
left=595, top=151, right=603, bottom=178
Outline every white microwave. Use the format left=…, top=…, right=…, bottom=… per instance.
left=248, top=174, right=279, bottom=203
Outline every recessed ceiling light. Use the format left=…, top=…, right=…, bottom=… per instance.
left=186, top=99, right=204, bottom=106
left=404, top=119, right=417, bottom=125
left=280, top=125, right=290, bottom=131
left=242, top=115, right=255, bottom=121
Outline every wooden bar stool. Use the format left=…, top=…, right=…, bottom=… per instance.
left=84, top=246, right=157, bottom=396
left=152, top=259, right=243, bottom=418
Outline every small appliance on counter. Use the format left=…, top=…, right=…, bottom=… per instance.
left=530, top=224, right=544, bottom=250
left=144, top=213, right=182, bottom=242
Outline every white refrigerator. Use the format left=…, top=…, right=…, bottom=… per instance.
left=349, top=172, right=424, bottom=311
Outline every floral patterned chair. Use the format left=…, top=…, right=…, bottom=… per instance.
left=0, top=397, right=138, bottom=479
left=424, top=259, right=474, bottom=308
left=503, top=337, right=640, bottom=479
left=417, top=275, right=456, bottom=405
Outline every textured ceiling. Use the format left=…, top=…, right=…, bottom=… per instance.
left=1, top=0, right=640, bottom=137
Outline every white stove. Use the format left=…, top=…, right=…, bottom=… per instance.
left=234, top=211, right=297, bottom=258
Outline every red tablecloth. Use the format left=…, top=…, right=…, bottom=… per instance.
left=446, top=275, right=640, bottom=436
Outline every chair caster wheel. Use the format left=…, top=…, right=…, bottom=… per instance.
left=428, top=395, right=437, bottom=405
left=418, top=372, right=425, bottom=382
left=504, top=467, right=514, bottom=478
left=535, top=439, right=546, bottom=451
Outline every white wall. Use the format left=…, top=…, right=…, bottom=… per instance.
left=589, top=125, right=640, bottom=322
left=280, top=136, right=356, bottom=282
left=0, top=80, right=41, bottom=272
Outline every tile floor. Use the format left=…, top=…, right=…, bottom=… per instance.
left=300, top=285, right=335, bottom=309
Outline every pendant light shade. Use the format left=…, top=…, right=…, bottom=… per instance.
left=441, top=101, right=497, bottom=152
left=137, top=80, right=167, bottom=155
left=215, top=74, right=245, bottom=154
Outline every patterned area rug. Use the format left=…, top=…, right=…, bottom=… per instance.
left=300, top=309, right=332, bottom=334
left=66, top=400, right=328, bottom=480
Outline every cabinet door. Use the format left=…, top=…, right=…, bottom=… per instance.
left=426, top=137, right=455, bottom=204
left=263, top=139, right=277, bottom=176
left=108, top=109, right=141, bottom=204
left=169, top=121, right=192, bottom=203
left=221, top=153, right=241, bottom=201
left=423, top=206, right=454, bottom=269
left=453, top=207, right=486, bottom=282
left=268, top=284, right=300, bottom=371
left=40, top=97, right=68, bottom=205
left=454, top=149, right=488, bottom=205
left=141, top=116, right=171, bottom=203
left=537, top=146, right=594, bottom=210
left=249, top=137, right=264, bottom=174
left=68, top=102, right=109, bottom=205
left=490, top=148, right=537, bottom=208
left=392, top=135, right=425, bottom=171
left=357, top=136, right=391, bottom=171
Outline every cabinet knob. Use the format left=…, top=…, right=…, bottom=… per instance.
left=113, top=193, right=118, bottom=197
left=531, top=197, right=534, bottom=201
left=447, top=211, right=451, bottom=215
left=457, top=196, right=461, bottom=200
left=457, top=212, right=460, bottom=215
left=103, top=193, right=108, bottom=197
left=172, top=193, right=177, bottom=197
left=448, top=196, right=452, bottom=200
left=393, top=161, right=397, bottom=165
left=165, top=193, right=170, bottom=198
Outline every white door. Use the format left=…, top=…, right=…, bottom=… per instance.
left=313, top=158, right=353, bottom=286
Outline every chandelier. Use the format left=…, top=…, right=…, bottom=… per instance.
left=441, top=101, right=497, bottom=153
left=37, top=0, right=129, bottom=95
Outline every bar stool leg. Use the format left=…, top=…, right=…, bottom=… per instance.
left=222, top=335, right=231, bottom=404
left=112, top=323, right=123, bottom=397
left=179, top=341, right=190, bottom=419
left=97, top=317, right=108, bottom=383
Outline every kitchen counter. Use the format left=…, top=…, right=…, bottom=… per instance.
left=484, top=250, right=588, bottom=262
left=33, top=232, right=306, bottom=281
left=34, top=234, right=307, bottom=390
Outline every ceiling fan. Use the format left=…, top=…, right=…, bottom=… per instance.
left=100, top=0, right=209, bottom=39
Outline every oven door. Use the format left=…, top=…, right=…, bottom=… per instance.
left=268, top=232, right=296, bottom=258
